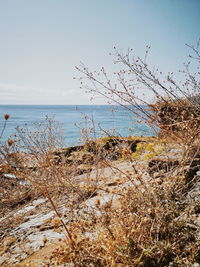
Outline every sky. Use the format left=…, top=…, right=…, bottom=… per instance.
left=0, top=0, right=199, bottom=105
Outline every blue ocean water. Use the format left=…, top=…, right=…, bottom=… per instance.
left=0, top=105, right=152, bottom=146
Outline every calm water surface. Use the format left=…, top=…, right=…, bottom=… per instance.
left=0, top=105, right=151, bottom=146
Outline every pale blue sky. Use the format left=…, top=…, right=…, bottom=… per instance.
left=0, top=0, right=199, bottom=104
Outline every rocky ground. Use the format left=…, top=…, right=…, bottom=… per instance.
left=0, top=160, right=139, bottom=266
left=0, top=137, right=200, bottom=266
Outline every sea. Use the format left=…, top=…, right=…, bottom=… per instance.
left=0, top=105, right=152, bottom=147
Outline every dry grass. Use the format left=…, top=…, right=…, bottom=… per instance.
left=2, top=128, right=199, bottom=266
left=1, top=40, right=200, bottom=266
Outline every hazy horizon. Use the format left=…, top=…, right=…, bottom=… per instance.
left=0, top=0, right=199, bottom=105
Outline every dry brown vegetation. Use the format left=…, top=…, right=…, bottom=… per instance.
left=0, top=41, right=200, bottom=266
